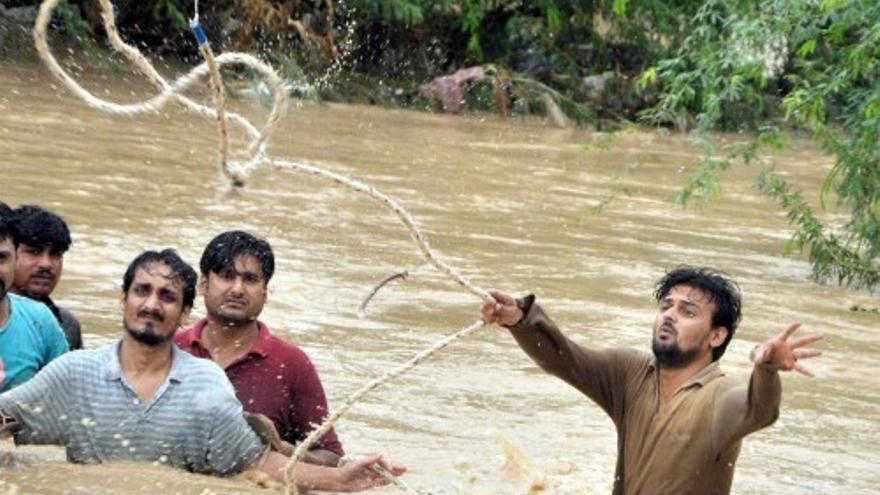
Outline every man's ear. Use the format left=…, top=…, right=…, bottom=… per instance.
left=198, top=275, right=207, bottom=294
left=709, top=326, right=729, bottom=350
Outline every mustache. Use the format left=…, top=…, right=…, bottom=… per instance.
left=657, top=322, right=677, bottom=334
left=137, top=309, right=165, bottom=322
left=32, top=268, right=56, bottom=278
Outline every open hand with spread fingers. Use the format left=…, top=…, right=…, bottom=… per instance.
left=751, top=323, right=823, bottom=377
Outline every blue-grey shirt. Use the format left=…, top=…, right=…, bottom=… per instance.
left=0, top=341, right=265, bottom=475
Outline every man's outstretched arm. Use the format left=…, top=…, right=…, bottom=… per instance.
left=715, top=323, right=823, bottom=448
left=481, top=290, right=640, bottom=421
left=253, top=451, right=406, bottom=492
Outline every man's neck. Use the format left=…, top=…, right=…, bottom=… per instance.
left=119, top=336, right=174, bottom=377
left=0, top=295, right=9, bottom=327
left=657, top=354, right=714, bottom=404
left=201, top=316, right=261, bottom=368
left=118, top=336, right=174, bottom=403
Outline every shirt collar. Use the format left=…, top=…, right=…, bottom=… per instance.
left=187, top=317, right=273, bottom=359
left=102, top=339, right=186, bottom=383
left=647, top=357, right=725, bottom=388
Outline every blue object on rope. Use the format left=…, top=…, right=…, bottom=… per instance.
left=189, top=18, right=208, bottom=45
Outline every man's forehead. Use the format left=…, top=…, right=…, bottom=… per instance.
left=666, top=284, right=713, bottom=305
left=19, top=243, right=56, bottom=252
left=231, top=254, right=263, bottom=273
left=135, top=262, right=184, bottom=288
left=0, top=237, right=14, bottom=252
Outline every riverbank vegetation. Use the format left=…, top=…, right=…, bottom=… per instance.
left=2, top=0, right=877, bottom=290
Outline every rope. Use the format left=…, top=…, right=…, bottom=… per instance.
left=35, top=0, right=288, bottom=185
left=190, top=16, right=238, bottom=186
left=33, top=2, right=499, bottom=493
left=358, top=270, right=409, bottom=318
left=284, top=320, right=487, bottom=495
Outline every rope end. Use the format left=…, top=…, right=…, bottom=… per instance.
left=189, top=18, right=208, bottom=46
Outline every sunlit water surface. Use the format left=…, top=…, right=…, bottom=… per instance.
left=0, top=57, right=878, bottom=494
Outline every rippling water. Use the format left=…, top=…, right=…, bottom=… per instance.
left=0, top=55, right=878, bottom=494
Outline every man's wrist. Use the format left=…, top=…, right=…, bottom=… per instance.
left=0, top=409, right=19, bottom=438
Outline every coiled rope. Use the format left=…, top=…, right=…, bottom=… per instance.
left=33, top=2, right=497, bottom=493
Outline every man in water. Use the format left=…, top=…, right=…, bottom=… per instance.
left=175, top=231, right=344, bottom=466
left=0, top=209, right=68, bottom=393
left=9, top=204, right=82, bottom=350
left=480, top=267, right=822, bottom=495
left=0, top=248, right=403, bottom=490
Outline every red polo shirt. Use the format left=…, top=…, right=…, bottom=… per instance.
left=174, top=319, right=344, bottom=456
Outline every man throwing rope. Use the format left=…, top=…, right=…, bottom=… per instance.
left=480, top=267, right=822, bottom=495
left=0, top=248, right=403, bottom=491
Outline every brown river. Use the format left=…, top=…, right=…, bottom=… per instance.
left=0, top=56, right=878, bottom=495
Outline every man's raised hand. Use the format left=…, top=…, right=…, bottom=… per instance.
left=752, top=323, right=823, bottom=377
left=480, top=290, right=523, bottom=327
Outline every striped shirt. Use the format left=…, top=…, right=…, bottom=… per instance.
left=0, top=340, right=265, bottom=475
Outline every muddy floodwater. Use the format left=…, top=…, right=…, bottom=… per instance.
left=0, top=58, right=878, bottom=495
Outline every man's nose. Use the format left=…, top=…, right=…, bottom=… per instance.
left=229, top=276, right=245, bottom=294
left=36, top=251, right=53, bottom=268
left=142, top=292, right=161, bottom=311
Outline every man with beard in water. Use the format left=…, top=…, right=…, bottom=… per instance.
left=0, top=207, right=68, bottom=393
left=480, top=267, right=823, bottom=495
left=9, top=204, right=82, bottom=350
left=0, top=248, right=404, bottom=491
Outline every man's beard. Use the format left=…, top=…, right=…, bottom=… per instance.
left=652, top=335, right=701, bottom=368
left=124, top=319, right=174, bottom=347
left=0, top=279, right=7, bottom=301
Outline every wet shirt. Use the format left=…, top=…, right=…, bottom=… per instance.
left=508, top=297, right=782, bottom=495
left=0, top=341, right=264, bottom=475
left=175, top=319, right=344, bottom=456
left=40, top=295, right=83, bottom=350
left=0, top=293, right=69, bottom=392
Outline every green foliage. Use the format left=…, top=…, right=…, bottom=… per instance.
left=354, top=0, right=428, bottom=26
left=156, top=0, right=190, bottom=30
left=643, top=0, right=880, bottom=289
left=57, top=0, right=93, bottom=42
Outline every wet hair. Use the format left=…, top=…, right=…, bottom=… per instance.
left=122, top=249, right=197, bottom=309
left=11, top=204, right=72, bottom=254
left=654, top=266, right=742, bottom=361
left=200, top=230, right=274, bottom=283
left=0, top=214, right=13, bottom=247
left=0, top=203, right=15, bottom=246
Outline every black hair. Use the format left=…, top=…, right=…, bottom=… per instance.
left=0, top=202, right=12, bottom=218
left=0, top=216, right=13, bottom=248
left=200, top=230, right=274, bottom=283
left=654, top=266, right=742, bottom=361
left=11, top=204, right=71, bottom=254
left=0, top=203, right=15, bottom=247
left=122, top=249, right=197, bottom=309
